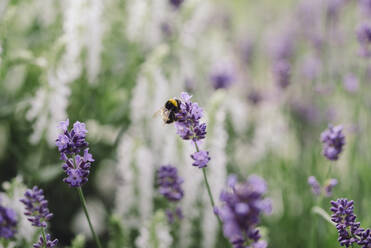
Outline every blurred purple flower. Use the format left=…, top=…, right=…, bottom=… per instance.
left=157, top=165, right=184, bottom=224
left=20, top=186, right=53, bottom=228
left=56, top=120, right=94, bottom=187
left=33, top=234, right=58, bottom=248
left=343, top=74, right=359, bottom=93
left=210, top=62, right=236, bottom=90
left=324, top=178, right=338, bottom=197
left=308, top=176, right=321, bottom=196
left=359, top=0, right=371, bottom=17
left=290, top=101, right=320, bottom=125
left=271, top=35, right=294, bottom=62
left=184, top=78, right=195, bottom=93
left=218, top=174, right=271, bottom=248
left=301, top=56, right=321, bottom=81
left=160, top=22, right=173, bottom=37
left=239, top=39, right=255, bottom=65
left=157, top=165, right=184, bottom=202
left=273, top=60, right=291, bottom=89
left=191, top=150, right=210, bottom=168
left=321, top=124, right=345, bottom=161
left=0, top=199, right=17, bottom=239
left=247, top=90, right=263, bottom=106
left=357, top=23, right=371, bottom=57
left=169, top=0, right=184, bottom=8
left=326, top=0, right=345, bottom=23
left=166, top=207, right=183, bottom=224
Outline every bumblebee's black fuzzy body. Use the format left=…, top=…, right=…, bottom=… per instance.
left=164, top=99, right=181, bottom=124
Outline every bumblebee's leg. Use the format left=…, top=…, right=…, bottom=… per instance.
left=167, top=111, right=176, bottom=123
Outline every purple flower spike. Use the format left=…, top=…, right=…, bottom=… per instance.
left=273, top=60, right=291, bottom=89
left=330, top=198, right=371, bottom=247
left=359, top=0, right=371, bottom=17
left=0, top=200, right=17, bottom=239
left=169, top=0, right=184, bottom=8
left=357, top=23, right=371, bottom=58
left=33, top=234, right=58, bottom=248
left=174, top=92, right=211, bottom=169
left=175, top=92, right=206, bottom=142
left=157, top=165, right=184, bottom=223
left=321, top=124, right=346, bottom=161
left=308, top=176, right=321, bottom=196
left=56, top=119, right=88, bottom=159
left=56, top=120, right=94, bottom=187
left=343, top=74, right=359, bottom=93
left=166, top=207, right=183, bottom=224
left=218, top=175, right=271, bottom=248
left=20, top=186, right=53, bottom=228
left=210, top=62, right=236, bottom=90
left=157, top=165, right=184, bottom=202
left=191, top=150, right=210, bottom=168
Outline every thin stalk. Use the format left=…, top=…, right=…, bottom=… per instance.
left=41, top=228, right=47, bottom=248
left=1, top=238, right=9, bottom=248
left=193, top=142, right=222, bottom=224
left=77, top=187, right=102, bottom=248
left=324, top=162, right=333, bottom=182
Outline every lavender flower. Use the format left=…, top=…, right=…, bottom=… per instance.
left=190, top=150, right=210, bottom=168
left=239, top=39, right=255, bottom=65
left=357, top=23, right=371, bottom=57
left=62, top=149, right=94, bottom=187
left=157, top=165, right=184, bottom=202
left=56, top=119, right=94, bottom=187
left=218, top=175, right=271, bottom=248
left=157, top=165, right=184, bottom=223
left=321, top=124, right=346, bottom=161
left=308, top=176, right=321, bottom=196
left=331, top=199, right=359, bottom=247
left=324, top=178, right=338, bottom=197
left=271, top=36, right=294, bottom=61
left=326, top=0, right=345, bottom=22
left=247, top=90, right=263, bottom=106
left=169, top=0, right=184, bottom=8
left=343, top=74, right=359, bottom=93
left=20, top=187, right=58, bottom=248
left=175, top=92, right=211, bottom=168
left=165, top=207, right=183, bottom=224
left=20, top=186, right=53, bottom=228
left=273, top=60, right=291, bottom=89
left=56, top=119, right=88, bottom=158
left=308, top=176, right=338, bottom=197
left=330, top=198, right=371, bottom=247
left=210, top=62, right=236, bottom=90
left=0, top=200, right=17, bottom=239
left=359, top=0, right=371, bottom=17
left=33, top=234, right=58, bottom=248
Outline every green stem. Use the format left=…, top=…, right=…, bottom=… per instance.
left=193, top=142, right=222, bottom=224
left=41, top=228, right=47, bottom=248
left=77, top=187, right=102, bottom=248
left=324, top=162, right=333, bottom=182
left=1, top=238, right=9, bottom=248
left=202, top=168, right=216, bottom=207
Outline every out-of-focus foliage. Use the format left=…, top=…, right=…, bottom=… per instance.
left=0, top=0, right=371, bottom=247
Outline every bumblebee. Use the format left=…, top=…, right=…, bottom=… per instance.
left=155, top=98, right=182, bottom=124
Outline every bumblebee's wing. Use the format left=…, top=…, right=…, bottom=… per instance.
left=153, top=109, right=162, bottom=118
left=153, top=107, right=170, bottom=124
